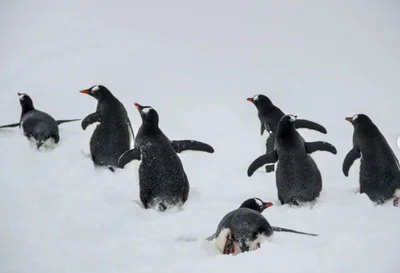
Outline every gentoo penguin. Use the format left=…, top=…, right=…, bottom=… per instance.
left=0, top=93, right=80, bottom=149
left=247, top=94, right=327, bottom=173
left=206, top=198, right=318, bottom=255
left=117, top=103, right=214, bottom=211
left=79, top=85, right=134, bottom=171
left=247, top=114, right=337, bottom=205
left=343, top=114, right=400, bottom=206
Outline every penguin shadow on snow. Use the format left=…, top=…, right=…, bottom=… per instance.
left=0, top=92, right=80, bottom=151
left=117, top=102, right=214, bottom=212
left=202, top=198, right=318, bottom=256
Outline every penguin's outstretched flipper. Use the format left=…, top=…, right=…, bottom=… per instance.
left=305, top=141, right=337, bottom=155
left=118, top=148, right=141, bottom=168
left=247, top=150, right=279, bottom=177
left=294, top=119, right=327, bottom=134
left=0, top=122, right=20, bottom=129
left=171, top=140, right=214, bottom=153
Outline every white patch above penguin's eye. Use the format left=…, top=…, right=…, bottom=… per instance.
left=253, top=95, right=260, bottom=101
left=254, top=198, right=263, bottom=206
left=288, top=114, right=297, bottom=122
left=141, top=107, right=153, bottom=114
left=352, top=114, right=358, bottom=121
left=18, top=93, right=27, bottom=100
left=91, top=85, right=100, bottom=92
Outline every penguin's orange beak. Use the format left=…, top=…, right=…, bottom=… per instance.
left=264, top=202, right=273, bottom=208
left=134, top=103, right=142, bottom=110
left=345, top=117, right=352, bottom=122
left=79, top=89, right=89, bottom=94
left=246, top=97, right=253, bottom=102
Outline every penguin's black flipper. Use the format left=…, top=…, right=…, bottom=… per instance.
left=81, top=112, right=101, bottom=130
left=56, top=119, right=81, bottom=125
left=294, top=119, right=327, bottom=134
left=118, top=148, right=141, bottom=168
left=272, top=226, right=318, bottom=236
left=305, top=141, right=337, bottom=155
left=171, top=140, right=214, bottom=153
left=0, top=122, right=20, bottom=129
left=260, top=123, right=265, bottom=135
left=265, top=133, right=276, bottom=173
left=342, top=146, right=361, bottom=177
left=248, top=150, right=278, bottom=177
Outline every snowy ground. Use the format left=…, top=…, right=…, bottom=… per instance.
left=1, top=1, right=400, bottom=273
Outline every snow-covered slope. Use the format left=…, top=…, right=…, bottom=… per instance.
left=1, top=1, right=399, bottom=273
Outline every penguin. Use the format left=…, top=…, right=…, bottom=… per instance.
left=79, top=85, right=134, bottom=171
left=247, top=114, right=337, bottom=206
left=0, top=93, right=80, bottom=149
left=343, top=114, right=400, bottom=206
left=117, top=103, right=214, bottom=211
left=247, top=94, right=328, bottom=173
left=206, top=198, right=318, bottom=255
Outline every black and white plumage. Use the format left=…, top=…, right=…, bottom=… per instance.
left=247, top=114, right=337, bottom=206
left=118, top=103, right=214, bottom=211
left=80, top=85, right=134, bottom=171
left=0, top=93, right=80, bottom=149
left=343, top=114, right=400, bottom=206
left=247, top=94, right=327, bottom=173
left=207, top=198, right=318, bottom=255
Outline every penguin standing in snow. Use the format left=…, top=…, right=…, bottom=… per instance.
left=79, top=85, right=134, bottom=171
left=247, top=94, right=327, bottom=173
left=0, top=93, right=80, bottom=149
left=247, top=114, right=337, bottom=205
left=343, top=114, right=400, bottom=206
left=118, top=103, right=214, bottom=211
left=206, top=198, right=318, bottom=255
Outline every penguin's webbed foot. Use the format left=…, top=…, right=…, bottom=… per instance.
left=223, top=236, right=236, bottom=255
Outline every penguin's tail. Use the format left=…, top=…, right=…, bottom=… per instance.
left=272, top=226, right=318, bottom=236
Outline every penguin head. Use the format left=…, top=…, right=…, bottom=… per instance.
left=134, top=103, right=159, bottom=125
left=239, top=198, right=273, bottom=213
left=345, top=114, right=371, bottom=126
left=247, top=94, right=274, bottom=110
left=17, top=92, right=35, bottom=110
left=279, top=114, right=297, bottom=126
left=79, top=85, right=111, bottom=100
left=345, top=114, right=377, bottom=133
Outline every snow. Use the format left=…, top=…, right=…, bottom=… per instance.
left=1, top=1, right=400, bottom=273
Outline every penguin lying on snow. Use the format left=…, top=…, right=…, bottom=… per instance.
left=343, top=114, right=400, bottom=206
left=118, top=103, right=214, bottom=211
left=247, top=94, right=328, bottom=173
left=206, top=198, right=318, bottom=255
left=79, top=85, right=134, bottom=171
left=247, top=114, right=337, bottom=206
left=0, top=93, right=80, bottom=149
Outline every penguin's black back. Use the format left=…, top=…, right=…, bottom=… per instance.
left=215, top=208, right=273, bottom=252
left=21, top=109, right=60, bottom=143
left=135, top=127, right=189, bottom=208
left=352, top=116, right=400, bottom=201
left=90, top=97, right=131, bottom=167
left=274, top=117, right=322, bottom=204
